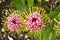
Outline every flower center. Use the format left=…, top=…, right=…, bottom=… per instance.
left=32, top=18, right=37, bottom=22
left=13, top=20, right=16, bottom=24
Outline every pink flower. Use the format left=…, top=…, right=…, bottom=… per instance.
left=7, top=14, right=21, bottom=31
left=26, top=12, right=44, bottom=31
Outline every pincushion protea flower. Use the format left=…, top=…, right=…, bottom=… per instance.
left=7, top=14, right=21, bottom=31
left=26, top=12, right=44, bottom=31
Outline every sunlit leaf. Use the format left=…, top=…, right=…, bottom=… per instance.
left=27, top=0, right=34, bottom=7
left=21, top=0, right=25, bottom=5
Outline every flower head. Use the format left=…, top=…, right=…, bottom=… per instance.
left=26, top=12, right=44, bottom=31
left=7, top=14, right=21, bottom=31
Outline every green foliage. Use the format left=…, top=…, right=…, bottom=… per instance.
left=55, top=5, right=60, bottom=13
left=21, top=0, right=25, bottom=5
left=27, top=31, right=35, bottom=37
left=37, top=0, right=42, bottom=6
left=49, top=5, right=60, bottom=19
left=48, top=11, right=59, bottom=19
left=9, top=0, right=26, bottom=11
left=27, top=0, right=34, bottom=7
left=44, top=5, right=51, bottom=12
left=41, top=21, right=55, bottom=40
left=42, top=29, right=49, bottom=40
left=34, top=30, right=41, bottom=40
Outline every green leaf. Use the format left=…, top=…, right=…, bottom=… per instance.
left=47, top=20, right=55, bottom=40
left=27, top=0, right=34, bottom=7
left=34, top=30, right=41, bottom=40
left=38, top=0, right=41, bottom=2
left=9, top=0, right=26, bottom=11
left=27, top=31, right=35, bottom=37
left=48, top=33, right=55, bottom=40
left=44, top=5, right=51, bottom=12
left=37, top=0, right=42, bottom=6
left=41, top=21, right=55, bottom=40
left=55, top=5, right=60, bottom=13
left=42, top=29, right=49, bottom=40
left=49, top=33, right=53, bottom=40
left=21, top=0, right=25, bottom=5
left=48, top=11, right=58, bottom=19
